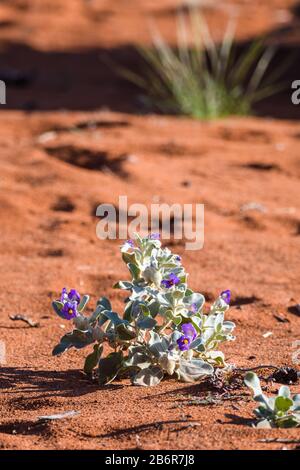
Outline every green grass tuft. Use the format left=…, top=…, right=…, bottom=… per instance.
left=117, top=10, right=286, bottom=119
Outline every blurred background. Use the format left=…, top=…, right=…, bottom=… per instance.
left=0, top=0, right=299, bottom=118
left=0, top=0, right=299, bottom=301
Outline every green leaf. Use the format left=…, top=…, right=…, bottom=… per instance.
left=124, top=346, right=152, bottom=369
left=51, top=300, right=65, bottom=319
left=123, top=300, right=133, bottom=321
left=113, top=281, right=133, bottom=290
left=142, top=266, right=162, bottom=286
left=147, top=300, right=160, bottom=318
left=172, top=289, right=185, bottom=300
left=165, top=310, right=181, bottom=325
left=176, top=359, right=213, bottom=383
left=132, top=365, right=164, bottom=386
left=136, top=316, right=157, bottom=330
left=84, top=344, right=103, bottom=375
left=77, top=295, right=89, bottom=312
left=245, top=372, right=273, bottom=411
left=122, top=251, right=136, bottom=265
left=103, top=310, right=128, bottom=326
left=189, top=337, right=205, bottom=351
left=70, top=330, right=94, bottom=348
left=278, top=385, right=291, bottom=399
left=96, top=312, right=109, bottom=327
left=52, top=336, right=73, bottom=355
left=128, top=263, right=140, bottom=280
left=158, top=353, right=176, bottom=376
left=222, top=321, right=235, bottom=333
left=275, top=396, right=293, bottom=413
left=256, top=419, right=272, bottom=429
left=89, top=297, right=112, bottom=324
left=157, top=292, right=172, bottom=306
left=185, top=288, right=194, bottom=297
left=184, top=292, right=205, bottom=312
left=244, top=372, right=263, bottom=397
left=206, top=350, right=225, bottom=365
left=52, top=329, right=94, bottom=355
left=214, top=313, right=224, bottom=332
left=292, top=394, right=300, bottom=411
left=96, top=296, right=112, bottom=311
left=139, top=304, right=151, bottom=317
left=148, top=331, right=169, bottom=357
left=276, top=414, right=300, bottom=428
left=116, top=323, right=137, bottom=341
left=190, top=316, right=202, bottom=333
left=98, top=351, right=124, bottom=385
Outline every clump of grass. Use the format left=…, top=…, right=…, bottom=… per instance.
left=118, top=9, right=284, bottom=119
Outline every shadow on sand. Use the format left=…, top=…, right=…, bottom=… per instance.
left=0, top=9, right=299, bottom=120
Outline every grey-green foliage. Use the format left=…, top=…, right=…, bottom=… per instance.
left=117, top=9, right=283, bottom=119
left=52, top=234, right=235, bottom=386
left=244, top=372, right=300, bottom=428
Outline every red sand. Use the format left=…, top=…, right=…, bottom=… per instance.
left=0, top=0, right=299, bottom=450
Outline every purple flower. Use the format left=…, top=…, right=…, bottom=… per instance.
left=60, top=288, right=66, bottom=302
left=177, top=323, right=197, bottom=351
left=61, top=301, right=78, bottom=320
left=175, top=255, right=181, bottom=262
left=121, top=239, right=135, bottom=252
left=220, top=290, right=231, bottom=305
left=161, top=273, right=180, bottom=288
left=59, top=288, right=80, bottom=320
left=68, top=289, right=81, bottom=303
left=182, top=323, right=197, bottom=340
left=177, top=336, right=190, bottom=351
left=149, top=233, right=160, bottom=240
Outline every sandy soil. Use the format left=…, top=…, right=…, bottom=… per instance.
left=0, top=0, right=299, bottom=450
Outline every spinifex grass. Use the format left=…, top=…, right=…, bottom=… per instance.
left=117, top=10, right=285, bottom=119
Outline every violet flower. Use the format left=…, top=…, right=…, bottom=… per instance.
left=177, top=323, right=197, bottom=351
left=60, top=287, right=80, bottom=320
left=61, top=301, right=78, bottom=320
left=220, top=290, right=231, bottom=305
left=68, top=288, right=81, bottom=303
left=161, top=273, right=180, bottom=289
left=60, top=287, right=81, bottom=304
left=121, top=239, right=134, bottom=252
left=149, top=233, right=160, bottom=240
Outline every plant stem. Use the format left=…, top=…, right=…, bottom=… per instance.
left=234, top=364, right=280, bottom=372
left=158, top=319, right=173, bottom=334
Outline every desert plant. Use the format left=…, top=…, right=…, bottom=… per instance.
left=51, top=234, right=235, bottom=386
left=118, top=9, right=283, bottom=119
left=244, top=372, right=300, bottom=428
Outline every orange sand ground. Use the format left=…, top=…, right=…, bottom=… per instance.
left=0, top=0, right=299, bottom=450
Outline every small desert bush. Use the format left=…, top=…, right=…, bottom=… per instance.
left=118, top=10, right=283, bottom=119
left=245, top=372, right=300, bottom=428
left=52, top=234, right=235, bottom=386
